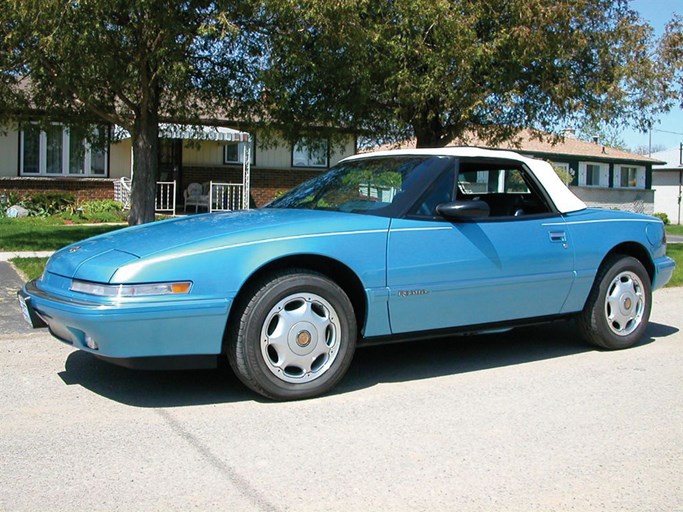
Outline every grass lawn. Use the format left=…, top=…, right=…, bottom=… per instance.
left=665, top=244, right=683, bottom=287
left=666, top=224, right=683, bottom=237
left=0, top=217, right=124, bottom=251
left=10, top=257, right=48, bottom=281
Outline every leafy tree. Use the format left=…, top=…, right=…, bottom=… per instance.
left=575, top=121, right=628, bottom=151
left=0, top=0, right=260, bottom=224
left=261, top=0, right=667, bottom=148
left=549, top=163, right=572, bottom=186
left=660, top=14, right=683, bottom=110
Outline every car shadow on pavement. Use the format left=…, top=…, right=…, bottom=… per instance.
left=336, top=320, right=678, bottom=396
left=60, top=354, right=255, bottom=406
left=58, top=319, right=678, bottom=407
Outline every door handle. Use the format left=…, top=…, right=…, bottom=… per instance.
left=549, top=231, right=567, bottom=243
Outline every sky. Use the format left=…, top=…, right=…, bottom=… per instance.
left=620, top=0, right=682, bottom=152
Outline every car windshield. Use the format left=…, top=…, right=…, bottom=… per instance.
left=267, top=156, right=452, bottom=215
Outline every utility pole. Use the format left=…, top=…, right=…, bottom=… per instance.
left=678, top=142, right=682, bottom=225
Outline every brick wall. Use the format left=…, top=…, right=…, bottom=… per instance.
left=183, top=166, right=323, bottom=207
left=0, top=177, right=116, bottom=202
left=2, top=167, right=324, bottom=209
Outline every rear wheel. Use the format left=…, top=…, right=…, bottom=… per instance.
left=228, top=270, right=356, bottom=400
left=578, top=255, right=651, bottom=350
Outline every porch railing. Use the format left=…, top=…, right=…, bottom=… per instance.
left=119, top=179, right=245, bottom=215
left=155, top=181, right=176, bottom=214
left=114, top=177, right=131, bottom=209
left=209, top=182, right=245, bottom=212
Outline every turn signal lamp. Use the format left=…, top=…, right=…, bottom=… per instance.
left=70, top=280, right=193, bottom=298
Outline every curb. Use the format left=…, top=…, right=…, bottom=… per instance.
left=0, top=251, right=55, bottom=262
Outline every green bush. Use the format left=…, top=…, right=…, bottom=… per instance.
left=654, top=212, right=670, bottom=225
left=79, top=199, right=124, bottom=215
left=22, top=192, right=76, bottom=217
left=57, top=199, right=127, bottom=223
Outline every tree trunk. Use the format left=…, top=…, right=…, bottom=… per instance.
left=413, top=107, right=449, bottom=148
left=128, top=110, right=160, bottom=226
left=415, top=129, right=444, bottom=148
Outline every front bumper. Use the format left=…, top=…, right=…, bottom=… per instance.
left=19, top=280, right=232, bottom=359
left=653, top=255, right=676, bottom=290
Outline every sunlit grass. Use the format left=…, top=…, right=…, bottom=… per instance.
left=10, top=257, right=49, bottom=281
left=666, top=224, right=683, bottom=237
left=0, top=217, right=123, bottom=251
left=665, top=244, right=683, bottom=288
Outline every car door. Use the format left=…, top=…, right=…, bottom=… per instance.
left=386, top=158, right=575, bottom=334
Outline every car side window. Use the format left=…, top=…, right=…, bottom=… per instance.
left=409, top=169, right=456, bottom=217
left=455, top=162, right=552, bottom=218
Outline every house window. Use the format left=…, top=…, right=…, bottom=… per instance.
left=68, top=126, right=89, bottom=175
left=20, top=124, right=108, bottom=177
left=292, top=138, right=328, bottom=168
left=579, top=162, right=608, bottom=187
left=616, top=165, right=644, bottom=189
left=586, top=164, right=600, bottom=186
left=21, top=125, right=40, bottom=174
left=45, top=125, right=64, bottom=174
left=223, top=139, right=255, bottom=165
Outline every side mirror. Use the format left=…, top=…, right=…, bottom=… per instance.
left=436, top=200, right=490, bottom=220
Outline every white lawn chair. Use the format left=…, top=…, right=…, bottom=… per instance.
left=183, top=182, right=209, bottom=212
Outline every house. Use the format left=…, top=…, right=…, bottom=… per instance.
left=651, top=146, right=683, bottom=225
left=1, top=122, right=664, bottom=215
left=0, top=121, right=356, bottom=210
left=483, top=130, right=665, bottom=215
left=375, top=129, right=665, bottom=215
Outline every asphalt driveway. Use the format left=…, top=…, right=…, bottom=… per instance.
left=1, top=262, right=681, bottom=511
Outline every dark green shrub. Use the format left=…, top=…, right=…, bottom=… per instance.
left=654, top=212, right=670, bottom=225
left=23, top=192, right=76, bottom=217
left=79, top=199, right=124, bottom=215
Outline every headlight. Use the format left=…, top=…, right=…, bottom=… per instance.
left=70, top=280, right=192, bottom=297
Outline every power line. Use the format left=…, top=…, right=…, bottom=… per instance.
left=652, top=128, right=683, bottom=136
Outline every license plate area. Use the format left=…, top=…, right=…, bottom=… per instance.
left=17, top=292, right=47, bottom=329
left=18, top=294, right=31, bottom=325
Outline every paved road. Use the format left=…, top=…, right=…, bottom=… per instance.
left=1, top=264, right=681, bottom=511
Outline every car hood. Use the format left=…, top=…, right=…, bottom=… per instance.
left=47, top=209, right=390, bottom=281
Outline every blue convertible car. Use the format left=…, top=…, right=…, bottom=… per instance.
left=18, top=148, right=675, bottom=399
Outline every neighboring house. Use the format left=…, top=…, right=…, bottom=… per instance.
left=376, top=129, right=665, bottom=215
left=483, top=130, right=665, bottom=215
left=0, top=121, right=356, bottom=209
left=651, top=146, right=683, bottom=225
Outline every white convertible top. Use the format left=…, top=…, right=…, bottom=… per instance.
left=343, top=147, right=587, bottom=214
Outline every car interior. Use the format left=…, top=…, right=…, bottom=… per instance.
left=410, top=159, right=553, bottom=219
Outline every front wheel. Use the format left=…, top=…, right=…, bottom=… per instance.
left=227, top=270, right=357, bottom=400
left=577, top=255, right=652, bottom=350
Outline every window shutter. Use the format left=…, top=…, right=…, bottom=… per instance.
left=637, top=168, right=646, bottom=189
left=601, top=166, right=610, bottom=188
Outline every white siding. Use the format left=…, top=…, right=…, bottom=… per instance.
left=652, top=170, right=682, bottom=223
left=0, top=128, right=19, bottom=177
left=109, top=139, right=132, bottom=179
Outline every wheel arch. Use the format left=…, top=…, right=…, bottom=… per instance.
left=601, top=242, right=655, bottom=283
left=223, top=254, right=368, bottom=351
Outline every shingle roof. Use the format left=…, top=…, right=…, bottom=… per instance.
left=371, top=129, right=666, bottom=165
left=477, top=129, right=665, bottom=165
